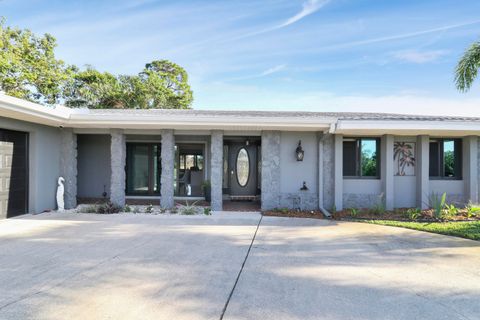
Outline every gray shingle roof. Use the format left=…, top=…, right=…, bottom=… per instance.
left=81, top=109, right=480, bottom=122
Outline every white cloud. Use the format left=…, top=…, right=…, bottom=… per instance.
left=237, top=0, right=330, bottom=39
left=392, top=50, right=449, bottom=64
left=260, top=64, right=287, bottom=76
left=278, top=0, right=330, bottom=29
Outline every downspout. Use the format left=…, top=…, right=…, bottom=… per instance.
left=318, top=131, right=331, bottom=218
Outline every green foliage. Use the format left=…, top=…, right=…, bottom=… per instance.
left=0, top=19, right=193, bottom=109
left=465, top=202, right=480, bottom=219
left=97, top=202, right=122, bottom=214
left=363, top=220, right=480, bottom=241
left=178, top=201, right=198, bottom=215
left=65, top=61, right=193, bottom=109
left=404, top=208, right=421, bottom=220
left=443, top=204, right=459, bottom=220
left=455, top=41, right=480, bottom=92
left=370, top=193, right=385, bottom=215
left=123, top=204, right=131, bottom=213
left=77, top=205, right=98, bottom=213
left=361, top=150, right=377, bottom=176
left=429, top=192, right=447, bottom=220
left=0, top=18, right=74, bottom=104
left=145, top=204, right=154, bottom=214
left=444, top=150, right=454, bottom=177
left=203, top=207, right=212, bottom=215
left=348, top=208, right=358, bottom=217
left=170, top=207, right=178, bottom=214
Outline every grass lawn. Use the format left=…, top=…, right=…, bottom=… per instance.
left=360, top=220, right=480, bottom=241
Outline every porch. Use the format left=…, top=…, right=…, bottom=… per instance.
left=73, top=130, right=264, bottom=211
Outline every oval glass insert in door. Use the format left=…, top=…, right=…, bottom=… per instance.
left=236, top=148, right=250, bottom=187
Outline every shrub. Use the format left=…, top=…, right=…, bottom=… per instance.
left=160, top=208, right=166, bottom=214
left=145, top=204, right=154, bottom=214
left=465, top=202, right=480, bottom=218
left=429, top=192, right=447, bottom=220
left=371, top=193, right=385, bottom=215
left=97, top=202, right=122, bottom=214
left=178, top=201, right=199, bottom=215
left=77, top=205, right=98, bottom=213
left=443, top=204, right=459, bottom=220
left=348, top=208, right=358, bottom=217
left=404, top=208, right=421, bottom=220
left=170, top=207, right=178, bottom=214
left=123, top=204, right=131, bottom=213
left=203, top=207, right=212, bottom=215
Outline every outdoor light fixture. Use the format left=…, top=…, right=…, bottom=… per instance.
left=295, top=140, right=304, bottom=161
left=300, top=181, right=309, bottom=191
left=245, top=139, right=250, bottom=146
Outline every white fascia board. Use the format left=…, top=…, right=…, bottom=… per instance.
left=336, top=120, right=480, bottom=136
left=68, top=114, right=335, bottom=131
left=0, top=94, right=70, bottom=126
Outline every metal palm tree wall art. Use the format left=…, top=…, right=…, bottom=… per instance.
left=393, top=142, right=416, bottom=176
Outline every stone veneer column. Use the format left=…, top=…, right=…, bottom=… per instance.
left=333, top=134, right=343, bottom=211
left=160, top=129, right=175, bottom=209
left=261, top=131, right=281, bottom=210
left=464, top=136, right=478, bottom=204
left=60, top=128, right=77, bottom=209
left=416, top=135, right=429, bottom=209
left=110, top=130, right=126, bottom=207
left=381, top=135, right=394, bottom=210
left=210, top=130, right=223, bottom=211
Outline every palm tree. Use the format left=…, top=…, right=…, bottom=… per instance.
left=455, top=41, right=480, bottom=92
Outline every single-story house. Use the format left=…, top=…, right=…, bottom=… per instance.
left=1, top=94, right=479, bottom=218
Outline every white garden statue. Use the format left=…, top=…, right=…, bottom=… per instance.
left=56, top=177, right=65, bottom=211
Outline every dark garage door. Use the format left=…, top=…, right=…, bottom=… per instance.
left=0, top=129, right=28, bottom=219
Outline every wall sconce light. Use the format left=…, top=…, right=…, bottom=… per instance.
left=300, top=181, right=309, bottom=191
left=295, top=140, right=304, bottom=161
left=245, top=139, right=250, bottom=146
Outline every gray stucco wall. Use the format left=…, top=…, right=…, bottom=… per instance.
left=279, top=132, right=318, bottom=210
left=77, top=134, right=111, bottom=199
left=0, top=116, right=61, bottom=214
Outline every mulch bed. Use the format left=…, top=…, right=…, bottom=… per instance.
left=263, top=210, right=326, bottom=219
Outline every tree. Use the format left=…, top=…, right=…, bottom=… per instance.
left=455, top=41, right=480, bottom=92
left=65, top=61, right=194, bottom=109
left=0, top=18, right=73, bottom=104
left=0, top=19, right=193, bottom=109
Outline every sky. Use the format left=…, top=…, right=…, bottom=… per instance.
left=2, top=0, right=480, bottom=116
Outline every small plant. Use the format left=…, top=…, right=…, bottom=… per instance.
left=203, top=207, right=212, bottom=215
left=404, top=208, right=421, bottom=220
left=348, top=208, right=358, bottom=217
left=160, top=207, right=166, bottom=214
left=443, top=203, right=459, bottom=220
left=124, top=204, right=131, bottom=213
left=133, top=206, right=140, bottom=214
left=145, top=204, right=154, bottom=214
left=465, top=202, right=480, bottom=218
left=178, top=201, right=199, bottom=215
left=97, top=202, right=122, bottom=214
left=429, top=192, right=447, bottom=220
left=170, top=207, right=178, bottom=214
left=371, top=193, right=385, bottom=215
left=77, top=205, right=98, bottom=213
left=331, top=205, right=336, bottom=215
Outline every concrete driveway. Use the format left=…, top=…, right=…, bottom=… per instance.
left=0, top=212, right=479, bottom=320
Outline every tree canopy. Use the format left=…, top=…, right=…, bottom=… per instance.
left=455, top=40, right=480, bottom=92
left=0, top=19, right=193, bottom=109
